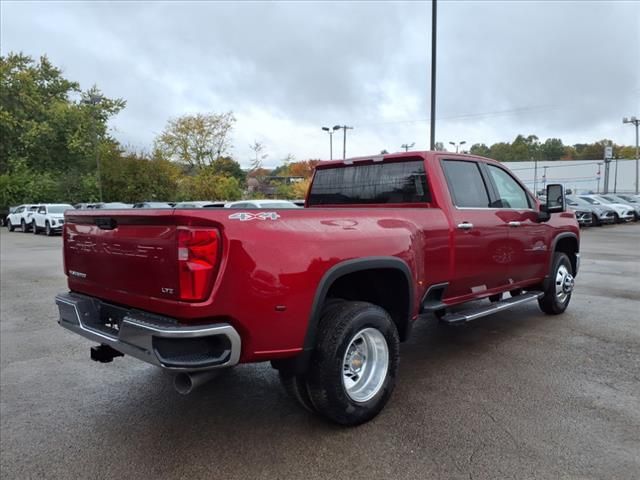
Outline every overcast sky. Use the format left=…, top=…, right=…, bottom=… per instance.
left=2, top=1, right=639, bottom=167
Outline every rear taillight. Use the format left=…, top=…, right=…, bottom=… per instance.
left=177, top=228, right=220, bottom=301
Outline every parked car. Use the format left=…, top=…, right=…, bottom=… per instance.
left=578, top=195, right=635, bottom=223
left=31, top=204, right=74, bottom=235
left=132, top=202, right=173, bottom=208
left=1, top=206, right=17, bottom=227
left=566, top=196, right=616, bottom=226
left=597, top=194, right=640, bottom=220
left=5, top=204, right=39, bottom=232
left=174, top=201, right=218, bottom=208
left=56, top=151, right=580, bottom=425
left=224, top=199, right=301, bottom=209
left=567, top=206, right=592, bottom=227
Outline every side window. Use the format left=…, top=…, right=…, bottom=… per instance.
left=486, top=165, right=531, bottom=209
left=16, top=207, right=24, bottom=213
left=38, top=207, right=46, bottom=214
left=442, top=160, right=490, bottom=208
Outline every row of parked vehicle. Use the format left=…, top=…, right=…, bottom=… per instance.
left=3, top=199, right=302, bottom=235
left=3, top=194, right=637, bottom=236
left=564, top=193, right=640, bottom=227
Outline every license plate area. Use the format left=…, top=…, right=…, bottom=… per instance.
left=83, top=302, right=128, bottom=338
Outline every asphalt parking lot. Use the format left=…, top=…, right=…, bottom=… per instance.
left=1, top=225, right=639, bottom=479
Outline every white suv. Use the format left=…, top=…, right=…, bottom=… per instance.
left=5, top=204, right=39, bottom=232
left=579, top=195, right=635, bottom=223
left=31, top=204, right=74, bottom=235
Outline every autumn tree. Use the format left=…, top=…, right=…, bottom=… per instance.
left=155, top=111, right=235, bottom=168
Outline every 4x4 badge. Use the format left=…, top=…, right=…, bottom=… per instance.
left=228, top=212, right=280, bottom=222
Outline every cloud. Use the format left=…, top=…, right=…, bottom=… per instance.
left=2, top=0, right=639, bottom=165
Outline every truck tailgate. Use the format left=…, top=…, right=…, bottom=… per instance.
left=64, top=211, right=179, bottom=302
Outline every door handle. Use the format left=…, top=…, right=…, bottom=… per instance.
left=457, top=222, right=474, bottom=230
left=508, top=221, right=521, bottom=227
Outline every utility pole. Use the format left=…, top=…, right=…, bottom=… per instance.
left=596, top=162, right=602, bottom=193
left=623, top=116, right=639, bottom=194
left=401, top=142, right=415, bottom=152
left=429, top=0, right=437, bottom=150
left=337, top=125, right=353, bottom=159
left=321, top=125, right=340, bottom=160
left=543, top=166, right=548, bottom=189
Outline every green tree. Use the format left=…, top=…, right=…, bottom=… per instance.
left=210, top=156, right=246, bottom=183
left=541, top=138, right=565, bottom=160
left=178, top=167, right=242, bottom=201
left=489, top=142, right=512, bottom=162
left=469, top=143, right=491, bottom=157
left=154, top=112, right=235, bottom=168
left=0, top=53, right=124, bottom=175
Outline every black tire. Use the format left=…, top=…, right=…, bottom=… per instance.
left=21, top=219, right=28, bottom=232
left=45, top=221, right=53, bottom=236
left=613, top=212, right=620, bottom=224
left=7, top=220, right=14, bottom=232
left=538, top=252, right=574, bottom=315
left=32, top=220, right=38, bottom=234
left=592, top=214, right=602, bottom=227
left=489, top=293, right=503, bottom=302
left=510, top=288, right=523, bottom=297
left=306, top=301, right=400, bottom=426
left=279, top=371, right=316, bottom=413
left=278, top=299, right=346, bottom=413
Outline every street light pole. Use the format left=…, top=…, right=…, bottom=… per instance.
left=401, top=142, right=415, bottom=152
left=623, top=116, right=639, bottom=194
left=337, top=125, right=353, bottom=159
left=448, top=140, right=466, bottom=153
left=321, top=125, right=340, bottom=160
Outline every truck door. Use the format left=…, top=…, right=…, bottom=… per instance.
left=483, top=163, right=549, bottom=283
left=441, top=159, right=513, bottom=300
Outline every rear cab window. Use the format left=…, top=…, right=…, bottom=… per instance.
left=308, top=159, right=430, bottom=206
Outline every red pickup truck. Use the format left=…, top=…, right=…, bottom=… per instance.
left=56, top=151, right=579, bottom=425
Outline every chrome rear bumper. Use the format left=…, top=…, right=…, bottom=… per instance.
left=55, top=292, right=241, bottom=371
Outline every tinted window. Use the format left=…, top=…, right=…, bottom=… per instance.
left=486, top=165, right=531, bottom=209
left=16, top=207, right=24, bottom=213
left=442, top=160, right=490, bottom=208
left=38, top=207, right=46, bottom=214
left=308, top=160, right=429, bottom=206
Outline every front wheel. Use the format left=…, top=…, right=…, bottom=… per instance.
left=306, top=301, right=400, bottom=426
left=538, top=252, right=574, bottom=315
left=45, top=221, right=53, bottom=236
left=21, top=219, right=28, bottom=232
left=32, top=220, right=38, bottom=234
left=7, top=220, right=14, bottom=232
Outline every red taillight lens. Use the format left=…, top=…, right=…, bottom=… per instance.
left=177, top=228, right=220, bottom=301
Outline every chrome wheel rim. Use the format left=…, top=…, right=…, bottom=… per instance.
left=555, top=264, right=574, bottom=303
left=342, top=328, right=389, bottom=403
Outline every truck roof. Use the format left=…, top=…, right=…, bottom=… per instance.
left=314, top=150, right=484, bottom=169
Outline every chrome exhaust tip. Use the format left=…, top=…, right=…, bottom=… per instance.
left=174, top=370, right=219, bottom=395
